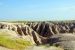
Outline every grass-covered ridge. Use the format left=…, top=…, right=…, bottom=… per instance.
left=0, top=29, right=33, bottom=50
left=0, top=36, right=32, bottom=50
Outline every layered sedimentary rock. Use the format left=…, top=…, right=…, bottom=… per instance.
left=0, top=22, right=42, bottom=45
left=16, top=25, right=42, bottom=45
left=1, top=22, right=75, bottom=46
left=27, top=22, right=55, bottom=37
left=27, top=22, right=75, bottom=35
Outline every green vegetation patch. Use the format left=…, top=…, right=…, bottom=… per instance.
left=0, top=36, right=32, bottom=50
left=0, top=31, right=33, bottom=50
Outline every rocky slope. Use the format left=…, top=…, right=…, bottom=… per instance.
left=27, top=22, right=75, bottom=36
left=0, top=22, right=75, bottom=50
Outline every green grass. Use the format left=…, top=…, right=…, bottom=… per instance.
left=0, top=36, right=32, bottom=50
left=0, top=30, right=33, bottom=50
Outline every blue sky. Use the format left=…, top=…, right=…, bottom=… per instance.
left=0, top=0, right=75, bottom=21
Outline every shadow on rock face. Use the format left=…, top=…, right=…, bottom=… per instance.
left=48, top=34, right=75, bottom=50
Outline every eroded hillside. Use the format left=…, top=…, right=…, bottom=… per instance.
left=0, top=21, right=75, bottom=50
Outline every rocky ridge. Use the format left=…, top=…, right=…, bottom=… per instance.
left=0, top=22, right=75, bottom=50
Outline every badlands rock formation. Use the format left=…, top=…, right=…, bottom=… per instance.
left=0, top=22, right=75, bottom=47
left=27, top=22, right=75, bottom=35
left=0, top=22, right=42, bottom=45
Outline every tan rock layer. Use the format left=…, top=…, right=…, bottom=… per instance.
left=27, top=22, right=75, bottom=37
left=1, top=22, right=75, bottom=45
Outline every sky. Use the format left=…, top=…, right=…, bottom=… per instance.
left=0, top=0, right=75, bottom=21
